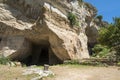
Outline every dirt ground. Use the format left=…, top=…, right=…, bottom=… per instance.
left=0, top=65, right=39, bottom=80
left=0, top=65, right=120, bottom=80
left=45, top=65, right=120, bottom=80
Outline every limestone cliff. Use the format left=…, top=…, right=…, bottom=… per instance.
left=0, top=0, right=102, bottom=64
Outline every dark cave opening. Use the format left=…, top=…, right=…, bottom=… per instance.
left=21, top=43, right=49, bottom=66
left=21, top=41, right=62, bottom=66
left=87, top=42, right=96, bottom=56
left=0, top=38, right=2, bottom=42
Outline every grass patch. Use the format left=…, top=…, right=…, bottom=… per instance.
left=117, top=62, right=120, bottom=66
left=57, top=63, right=93, bottom=68
left=0, top=56, right=10, bottom=65
left=63, top=59, right=109, bottom=67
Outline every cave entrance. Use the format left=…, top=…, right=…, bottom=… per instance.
left=87, top=42, right=96, bottom=55
left=30, top=44, right=49, bottom=65
left=0, top=37, right=2, bottom=42
left=21, top=41, right=62, bottom=66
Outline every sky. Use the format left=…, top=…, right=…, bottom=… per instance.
left=84, top=0, right=120, bottom=23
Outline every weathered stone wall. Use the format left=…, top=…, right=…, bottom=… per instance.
left=0, top=36, right=31, bottom=60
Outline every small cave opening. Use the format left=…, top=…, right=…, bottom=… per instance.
left=0, top=37, right=2, bottom=42
left=21, top=41, right=62, bottom=66
left=87, top=42, right=96, bottom=56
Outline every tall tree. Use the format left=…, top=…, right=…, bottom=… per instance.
left=98, top=17, right=120, bottom=61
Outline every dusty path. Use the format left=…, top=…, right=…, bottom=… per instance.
left=0, top=65, right=120, bottom=80
left=46, top=65, right=120, bottom=80
left=0, top=65, right=39, bottom=80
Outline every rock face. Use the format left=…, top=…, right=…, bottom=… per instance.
left=0, top=0, right=101, bottom=64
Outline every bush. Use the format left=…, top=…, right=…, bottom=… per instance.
left=0, top=56, right=10, bottom=65
left=98, top=17, right=120, bottom=61
left=117, top=62, right=120, bottom=66
left=92, top=44, right=110, bottom=58
left=68, top=12, right=79, bottom=26
left=96, top=15, right=103, bottom=21
left=106, top=51, right=116, bottom=62
left=78, top=0, right=83, bottom=2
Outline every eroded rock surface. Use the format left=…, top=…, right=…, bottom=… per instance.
left=0, top=0, right=102, bottom=64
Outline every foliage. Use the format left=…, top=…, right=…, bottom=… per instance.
left=78, top=0, right=84, bottom=5
left=92, top=45, right=117, bottom=62
left=68, top=12, right=79, bottom=27
left=0, top=55, right=10, bottom=65
left=106, top=51, right=117, bottom=61
left=78, top=0, right=83, bottom=2
left=117, top=62, right=120, bottom=66
left=92, top=44, right=110, bottom=58
left=96, top=15, right=103, bottom=21
left=64, top=59, right=108, bottom=66
left=64, top=59, right=80, bottom=65
left=98, top=17, right=120, bottom=61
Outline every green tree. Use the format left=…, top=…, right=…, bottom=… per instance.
left=92, top=44, right=110, bottom=58
left=96, top=15, right=103, bottom=21
left=98, top=17, right=120, bottom=61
